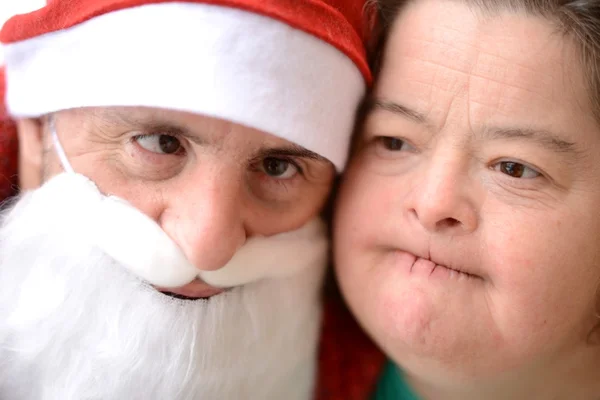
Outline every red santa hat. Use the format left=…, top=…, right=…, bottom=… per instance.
left=0, top=70, right=18, bottom=201
left=0, top=0, right=371, bottom=171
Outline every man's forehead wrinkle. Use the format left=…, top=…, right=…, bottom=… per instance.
left=77, top=108, right=144, bottom=139
left=67, top=108, right=123, bottom=139
left=93, top=107, right=177, bottom=127
left=93, top=107, right=138, bottom=127
left=80, top=107, right=331, bottom=164
left=84, top=107, right=210, bottom=145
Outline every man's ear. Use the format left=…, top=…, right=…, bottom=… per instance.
left=16, top=118, right=44, bottom=190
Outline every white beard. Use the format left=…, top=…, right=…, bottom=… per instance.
left=0, top=178, right=327, bottom=400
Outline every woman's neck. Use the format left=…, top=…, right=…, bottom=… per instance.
left=404, top=345, right=600, bottom=400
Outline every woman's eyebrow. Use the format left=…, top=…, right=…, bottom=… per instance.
left=364, top=98, right=427, bottom=124
left=480, top=126, right=581, bottom=156
left=365, top=98, right=584, bottom=159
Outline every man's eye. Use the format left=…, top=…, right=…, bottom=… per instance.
left=494, top=161, right=540, bottom=179
left=135, top=134, right=183, bottom=155
left=261, top=157, right=298, bottom=179
left=377, top=136, right=411, bottom=151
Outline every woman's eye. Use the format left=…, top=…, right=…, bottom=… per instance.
left=494, top=161, right=540, bottom=179
left=261, top=157, right=298, bottom=179
left=135, top=134, right=183, bottom=155
left=377, top=136, right=411, bottom=152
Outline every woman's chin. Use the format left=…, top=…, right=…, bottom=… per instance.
left=339, top=265, right=500, bottom=380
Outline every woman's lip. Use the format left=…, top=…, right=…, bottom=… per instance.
left=396, top=250, right=482, bottom=280
left=155, top=279, right=225, bottom=299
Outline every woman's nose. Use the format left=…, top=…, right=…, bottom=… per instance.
left=408, top=155, right=479, bottom=236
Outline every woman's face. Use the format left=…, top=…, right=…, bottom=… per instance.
left=334, top=0, right=600, bottom=382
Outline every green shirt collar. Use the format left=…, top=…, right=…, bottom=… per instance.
left=373, top=360, right=421, bottom=400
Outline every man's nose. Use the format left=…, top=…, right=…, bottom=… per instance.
left=408, top=153, right=479, bottom=236
left=159, top=169, right=246, bottom=272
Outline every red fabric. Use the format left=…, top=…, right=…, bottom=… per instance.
left=0, top=68, right=18, bottom=202
left=0, top=62, right=383, bottom=395
left=0, top=0, right=372, bottom=85
left=316, top=296, right=385, bottom=400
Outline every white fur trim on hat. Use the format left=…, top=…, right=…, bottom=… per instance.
left=3, top=3, right=366, bottom=170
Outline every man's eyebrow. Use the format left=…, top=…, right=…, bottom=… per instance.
left=255, top=145, right=329, bottom=164
left=482, top=127, right=581, bottom=156
left=97, top=108, right=204, bottom=144
left=98, top=109, right=330, bottom=162
left=364, top=98, right=428, bottom=124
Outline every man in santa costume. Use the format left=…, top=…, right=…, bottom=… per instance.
left=0, top=0, right=384, bottom=399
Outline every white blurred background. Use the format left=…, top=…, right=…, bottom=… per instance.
left=0, top=0, right=46, bottom=64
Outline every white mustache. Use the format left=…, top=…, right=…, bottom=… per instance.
left=0, top=176, right=325, bottom=400
left=35, top=173, right=327, bottom=288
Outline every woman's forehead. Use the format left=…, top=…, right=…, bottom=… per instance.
left=376, top=0, right=595, bottom=142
